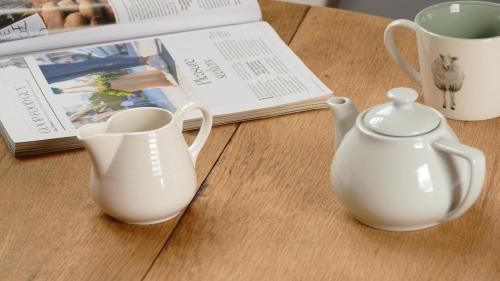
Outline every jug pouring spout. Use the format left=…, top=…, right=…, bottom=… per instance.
left=77, top=123, right=123, bottom=176
left=327, top=97, right=358, bottom=149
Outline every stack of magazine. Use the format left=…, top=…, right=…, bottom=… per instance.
left=0, top=0, right=332, bottom=156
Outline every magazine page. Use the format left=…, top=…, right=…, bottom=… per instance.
left=0, top=21, right=331, bottom=147
left=0, top=38, right=185, bottom=144
left=159, top=21, right=332, bottom=118
left=0, top=0, right=261, bottom=57
left=0, top=0, right=117, bottom=43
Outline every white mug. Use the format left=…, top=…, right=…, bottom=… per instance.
left=384, top=1, right=500, bottom=121
left=77, top=102, right=212, bottom=224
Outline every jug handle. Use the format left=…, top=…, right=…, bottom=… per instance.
left=175, top=101, right=213, bottom=165
left=432, top=138, right=486, bottom=221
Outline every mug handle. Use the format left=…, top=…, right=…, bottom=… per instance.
left=384, top=19, right=422, bottom=85
left=432, top=138, right=486, bottom=221
left=174, top=101, right=213, bottom=165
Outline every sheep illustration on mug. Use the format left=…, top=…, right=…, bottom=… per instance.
left=431, top=54, right=465, bottom=110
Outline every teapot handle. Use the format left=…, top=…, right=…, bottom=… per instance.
left=432, top=138, right=486, bottom=221
left=174, top=101, right=213, bottom=165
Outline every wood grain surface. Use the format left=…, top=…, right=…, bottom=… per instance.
left=0, top=124, right=236, bottom=281
left=0, top=1, right=309, bottom=281
left=143, top=7, right=500, bottom=281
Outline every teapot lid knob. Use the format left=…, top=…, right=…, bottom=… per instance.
left=362, top=87, right=441, bottom=137
left=388, top=88, right=418, bottom=105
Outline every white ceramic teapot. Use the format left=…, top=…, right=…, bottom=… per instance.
left=327, top=88, right=485, bottom=231
left=77, top=101, right=212, bottom=225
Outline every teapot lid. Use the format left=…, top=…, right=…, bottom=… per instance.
left=363, top=88, right=440, bottom=137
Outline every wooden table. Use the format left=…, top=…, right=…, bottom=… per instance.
left=1, top=1, right=498, bottom=280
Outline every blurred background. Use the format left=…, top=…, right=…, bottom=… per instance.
left=281, top=0, right=500, bottom=19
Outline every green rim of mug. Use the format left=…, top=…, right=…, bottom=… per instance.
left=415, top=1, right=500, bottom=40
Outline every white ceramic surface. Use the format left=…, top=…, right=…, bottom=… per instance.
left=327, top=88, right=486, bottom=231
left=363, top=87, right=441, bottom=136
left=77, top=101, right=212, bottom=225
left=384, top=2, right=500, bottom=121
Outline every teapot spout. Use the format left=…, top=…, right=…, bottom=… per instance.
left=77, top=122, right=123, bottom=176
left=327, top=97, right=359, bottom=149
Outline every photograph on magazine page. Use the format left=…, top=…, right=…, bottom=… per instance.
left=0, top=0, right=116, bottom=42
left=31, top=38, right=180, bottom=129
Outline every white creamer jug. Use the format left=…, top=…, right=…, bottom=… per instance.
left=77, top=101, right=212, bottom=224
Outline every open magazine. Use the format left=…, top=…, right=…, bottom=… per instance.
left=0, top=0, right=332, bottom=156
